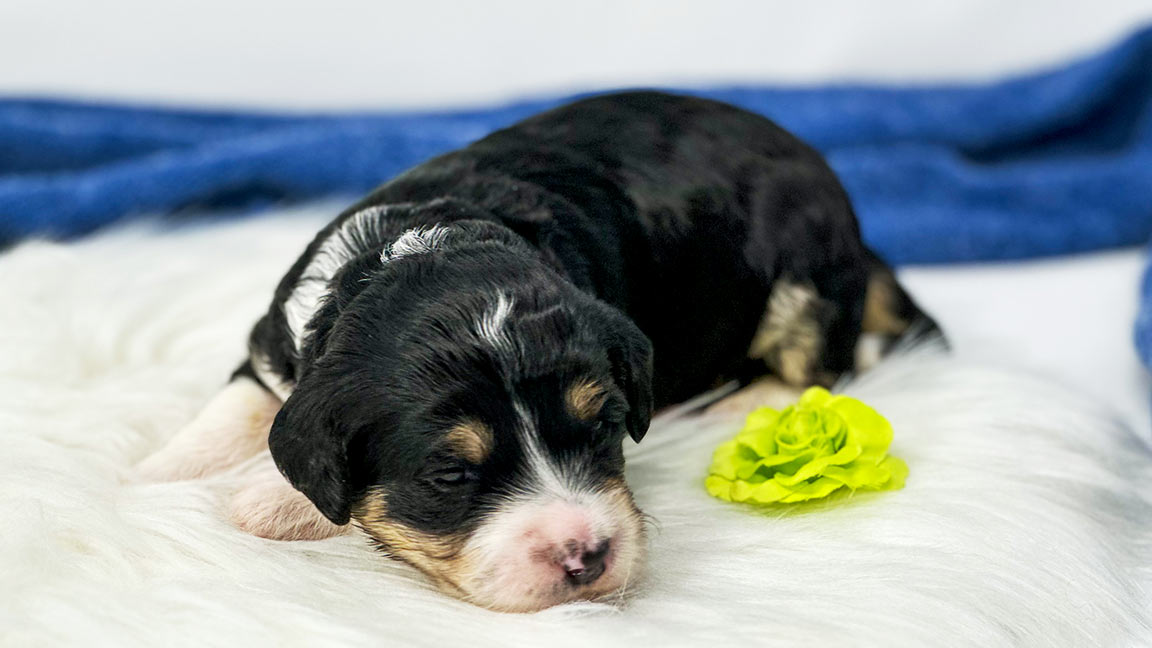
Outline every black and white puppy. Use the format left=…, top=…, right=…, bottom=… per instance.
left=139, top=91, right=937, bottom=612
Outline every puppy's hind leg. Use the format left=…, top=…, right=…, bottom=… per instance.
left=744, top=276, right=844, bottom=388
left=856, top=248, right=947, bottom=370
left=136, top=365, right=281, bottom=482
left=717, top=229, right=869, bottom=416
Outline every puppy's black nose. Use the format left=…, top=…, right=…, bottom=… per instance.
left=564, top=539, right=611, bottom=587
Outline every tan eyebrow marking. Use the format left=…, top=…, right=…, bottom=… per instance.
left=565, top=379, right=608, bottom=422
left=445, top=419, right=494, bottom=464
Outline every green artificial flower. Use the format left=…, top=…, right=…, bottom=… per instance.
left=706, top=386, right=907, bottom=504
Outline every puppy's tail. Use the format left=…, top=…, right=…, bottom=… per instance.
left=860, top=248, right=948, bottom=357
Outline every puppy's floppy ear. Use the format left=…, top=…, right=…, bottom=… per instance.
left=602, top=314, right=654, bottom=444
left=268, top=376, right=355, bottom=525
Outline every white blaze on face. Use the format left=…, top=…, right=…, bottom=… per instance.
left=453, top=397, right=645, bottom=612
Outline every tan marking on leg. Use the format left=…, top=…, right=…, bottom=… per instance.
left=748, top=279, right=825, bottom=387
left=136, top=377, right=279, bottom=482
left=778, top=348, right=813, bottom=386
left=703, top=377, right=804, bottom=417
left=854, top=332, right=887, bottom=372
left=228, top=450, right=347, bottom=541
left=862, top=272, right=909, bottom=335
left=445, top=420, right=494, bottom=464
left=565, top=379, right=607, bottom=422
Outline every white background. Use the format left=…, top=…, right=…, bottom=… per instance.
left=3, top=0, right=1151, bottom=109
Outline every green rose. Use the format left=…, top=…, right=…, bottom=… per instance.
left=706, top=386, right=907, bottom=504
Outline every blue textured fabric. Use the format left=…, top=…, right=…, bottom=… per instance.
left=2, top=25, right=1151, bottom=267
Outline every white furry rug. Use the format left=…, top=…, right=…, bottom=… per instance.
left=3, top=207, right=1152, bottom=647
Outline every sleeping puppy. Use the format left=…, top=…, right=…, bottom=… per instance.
left=138, top=91, right=938, bottom=612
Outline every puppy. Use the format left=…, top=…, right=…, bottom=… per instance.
left=139, top=91, right=938, bottom=612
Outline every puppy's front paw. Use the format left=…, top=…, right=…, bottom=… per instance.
left=228, top=455, right=348, bottom=542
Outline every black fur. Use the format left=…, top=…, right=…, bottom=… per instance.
left=245, top=91, right=936, bottom=528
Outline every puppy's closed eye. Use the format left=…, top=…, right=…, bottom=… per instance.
left=426, top=464, right=480, bottom=489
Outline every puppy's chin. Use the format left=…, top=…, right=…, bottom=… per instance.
left=353, top=483, right=647, bottom=613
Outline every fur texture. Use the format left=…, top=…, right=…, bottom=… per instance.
left=3, top=208, right=1152, bottom=646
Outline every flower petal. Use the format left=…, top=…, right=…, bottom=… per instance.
left=827, top=395, right=893, bottom=459
left=777, top=476, right=844, bottom=502
left=740, top=408, right=782, bottom=456
left=705, top=475, right=790, bottom=503
left=707, top=439, right=746, bottom=480
left=771, top=440, right=862, bottom=485
left=797, top=386, right=832, bottom=408
left=731, top=477, right=795, bottom=503
left=878, top=456, right=909, bottom=490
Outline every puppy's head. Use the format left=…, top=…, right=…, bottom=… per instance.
left=270, top=226, right=653, bottom=611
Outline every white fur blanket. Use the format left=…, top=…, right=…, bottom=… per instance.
left=3, top=208, right=1151, bottom=647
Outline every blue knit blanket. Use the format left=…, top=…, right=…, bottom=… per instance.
left=4, top=27, right=1152, bottom=365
